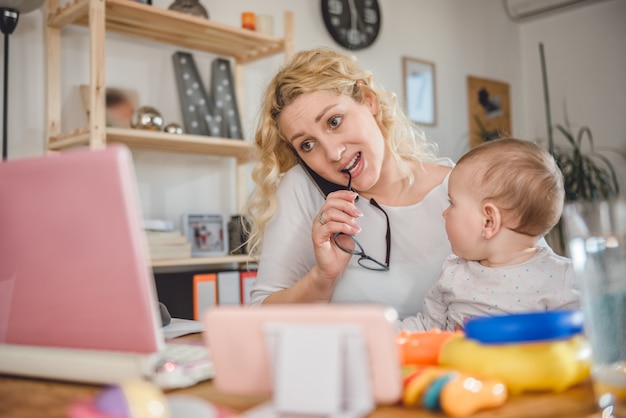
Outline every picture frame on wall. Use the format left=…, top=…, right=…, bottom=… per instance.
left=402, top=57, right=436, bottom=126
left=467, top=76, right=511, bottom=149
left=182, top=212, right=229, bottom=257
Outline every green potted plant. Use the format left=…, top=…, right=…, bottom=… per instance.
left=551, top=116, right=620, bottom=202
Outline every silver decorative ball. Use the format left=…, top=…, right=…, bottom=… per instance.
left=132, top=106, right=164, bottom=131
left=164, top=122, right=184, bottom=134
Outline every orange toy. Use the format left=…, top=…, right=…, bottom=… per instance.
left=439, top=371, right=507, bottom=417
left=396, top=329, right=459, bottom=365
left=401, top=366, right=507, bottom=417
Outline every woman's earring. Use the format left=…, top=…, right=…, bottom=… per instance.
left=482, top=232, right=486, bottom=240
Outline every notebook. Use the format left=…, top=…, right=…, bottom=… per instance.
left=0, top=145, right=212, bottom=389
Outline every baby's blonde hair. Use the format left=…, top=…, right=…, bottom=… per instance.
left=456, top=137, right=564, bottom=237
left=243, top=47, right=437, bottom=255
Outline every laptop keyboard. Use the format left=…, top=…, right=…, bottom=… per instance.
left=152, top=342, right=214, bottom=390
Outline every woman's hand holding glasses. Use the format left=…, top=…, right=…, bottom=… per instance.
left=311, top=167, right=390, bottom=294
left=317, top=170, right=391, bottom=272
left=312, top=187, right=362, bottom=283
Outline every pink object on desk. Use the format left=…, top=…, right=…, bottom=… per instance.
left=69, top=400, right=114, bottom=418
left=204, top=304, right=403, bottom=412
left=0, top=145, right=212, bottom=388
left=0, top=145, right=159, bottom=353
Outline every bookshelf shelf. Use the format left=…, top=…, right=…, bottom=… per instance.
left=48, top=128, right=255, bottom=159
left=47, top=0, right=288, bottom=64
left=151, top=254, right=256, bottom=268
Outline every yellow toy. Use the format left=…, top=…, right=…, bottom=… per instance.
left=439, top=310, right=591, bottom=394
left=397, top=311, right=590, bottom=415
left=439, top=334, right=591, bottom=394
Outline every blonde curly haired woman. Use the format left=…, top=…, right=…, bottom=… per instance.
left=244, top=47, right=453, bottom=319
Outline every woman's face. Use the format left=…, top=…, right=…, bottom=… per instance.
left=278, top=90, right=386, bottom=192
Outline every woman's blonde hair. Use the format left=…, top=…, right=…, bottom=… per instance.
left=243, top=47, right=437, bottom=255
left=456, top=137, right=565, bottom=237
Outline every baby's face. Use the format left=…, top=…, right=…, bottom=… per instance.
left=442, top=164, right=485, bottom=260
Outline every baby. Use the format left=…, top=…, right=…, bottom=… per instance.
left=399, top=137, right=580, bottom=331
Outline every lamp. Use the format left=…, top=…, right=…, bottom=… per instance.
left=0, top=0, right=44, bottom=160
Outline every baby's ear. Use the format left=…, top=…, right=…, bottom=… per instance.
left=482, top=202, right=501, bottom=239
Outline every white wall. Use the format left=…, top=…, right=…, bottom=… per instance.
left=518, top=0, right=626, bottom=190
left=4, top=0, right=625, bottom=230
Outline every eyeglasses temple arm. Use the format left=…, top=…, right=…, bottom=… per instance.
left=370, top=198, right=391, bottom=266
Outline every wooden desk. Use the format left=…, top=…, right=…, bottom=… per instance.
left=0, top=372, right=600, bottom=418
left=0, top=334, right=601, bottom=418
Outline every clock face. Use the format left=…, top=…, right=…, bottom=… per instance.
left=321, top=0, right=381, bottom=50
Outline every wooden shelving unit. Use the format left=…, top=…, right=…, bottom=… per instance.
left=44, top=0, right=294, bottom=268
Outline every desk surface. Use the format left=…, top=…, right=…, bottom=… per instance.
left=0, top=374, right=600, bottom=418
left=0, top=333, right=601, bottom=418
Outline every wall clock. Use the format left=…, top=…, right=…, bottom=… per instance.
left=321, top=0, right=381, bottom=50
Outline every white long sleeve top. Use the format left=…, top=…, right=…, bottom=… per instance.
left=398, top=246, right=581, bottom=331
left=249, top=160, right=454, bottom=319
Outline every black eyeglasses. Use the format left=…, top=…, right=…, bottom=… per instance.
left=332, top=172, right=391, bottom=271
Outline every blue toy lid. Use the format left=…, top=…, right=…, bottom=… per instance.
left=465, top=310, right=584, bottom=344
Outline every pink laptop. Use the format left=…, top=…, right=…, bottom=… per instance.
left=0, top=145, right=211, bottom=387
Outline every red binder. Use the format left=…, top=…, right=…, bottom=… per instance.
left=193, top=273, right=217, bottom=320
left=239, top=270, right=257, bottom=304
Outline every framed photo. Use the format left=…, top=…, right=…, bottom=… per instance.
left=467, top=76, right=511, bottom=149
left=79, top=85, right=138, bottom=129
left=182, top=212, right=229, bottom=257
left=402, top=57, right=436, bottom=126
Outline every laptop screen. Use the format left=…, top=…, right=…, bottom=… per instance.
left=0, top=145, right=162, bottom=353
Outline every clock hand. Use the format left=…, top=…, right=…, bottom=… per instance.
left=348, top=0, right=374, bottom=34
left=347, top=0, right=358, bottom=31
